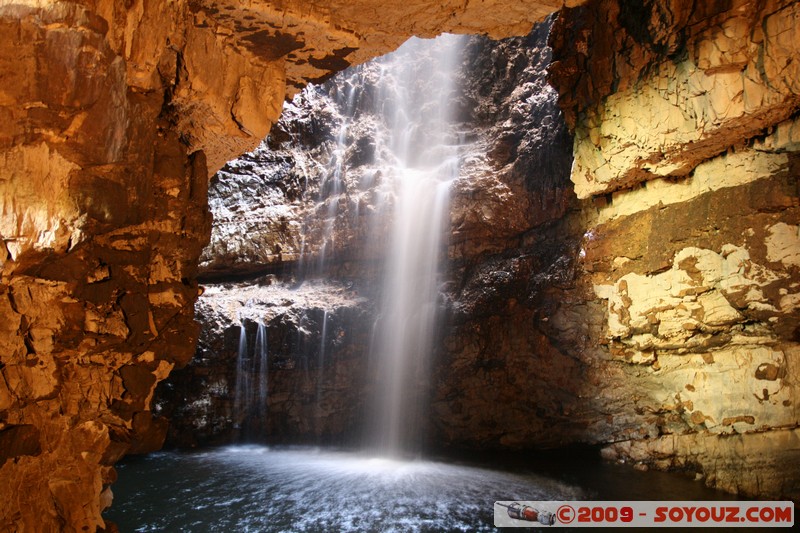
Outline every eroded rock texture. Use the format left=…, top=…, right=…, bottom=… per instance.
left=158, top=30, right=545, bottom=447
left=0, top=1, right=577, bottom=531
left=156, top=281, right=374, bottom=447
left=159, top=18, right=594, bottom=457
left=544, top=0, right=800, bottom=498
left=550, top=0, right=800, bottom=198
left=0, top=3, right=210, bottom=531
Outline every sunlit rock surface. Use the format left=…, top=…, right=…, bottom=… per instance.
left=549, top=0, right=800, bottom=199
left=545, top=0, right=800, bottom=499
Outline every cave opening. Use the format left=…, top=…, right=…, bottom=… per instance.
left=107, top=23, right=750, bottom=532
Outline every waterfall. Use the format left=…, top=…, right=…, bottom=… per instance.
left=317, top=85, right=357, bottom=271
left=365, top=34, right=465, bottom=455
left=317, top=310, right=328, bottom=410
left=255, top=321, right=269, bottom=433
left=231, top=34, right=465, bottom=450
left=232, top=320, right=269, bottom=438
left=233, top=323, right=249, bottom=428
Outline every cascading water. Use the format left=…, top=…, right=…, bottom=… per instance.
left=233, top=320, right=269, bottom=438
left=286, top=33, right=466, bottom=453
left=316, top=309, right=328, bottom=412
left=317, top=85, right=357, bottom=271
left=232, top=323, right=249, bottom=427
left=365, top=34, right=465, bottom=455
left=255, top=321, right=269, bottom=431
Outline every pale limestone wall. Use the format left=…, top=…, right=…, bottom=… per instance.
left=602, top=427, right=800, bottom=498
left=551, top=0, right=800, bottom=198
left=547, top=0, right=800, bottom=499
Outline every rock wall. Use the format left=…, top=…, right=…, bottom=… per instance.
left=158, top=30, right=548, bottom=448
left=383, top=0, right=800, bottom=499
left=543, top=0, right=800, bottom=498
left=0, top=1, right=580, bottom=531
left=159, top=18, right=601, bottom=455
left=550, top=0, right=800, bottom=198
left=0, top=3, right=212, bottom=531
left=156, top=281, right=374, bottom=447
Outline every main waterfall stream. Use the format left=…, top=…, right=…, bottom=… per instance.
left=105, top=35, right=740, bottom=531
left=364, top=33, right=462, bottom=455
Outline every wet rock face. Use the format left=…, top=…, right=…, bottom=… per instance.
left=166, top=23, right=581, bottom=450
left=197, top=83, right=390, bottom=281
left=430, top=23, right=586, bottom=450
left=156, top=281, right=374, bottom=447
left=199, top=26, right=578, bottom=280
left=160, top=23, right=577, bottom=451
left=448, top=24, right=576, bottom=260
left=198, top=141, right=310, bottom=280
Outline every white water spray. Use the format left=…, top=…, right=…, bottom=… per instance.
left=233, top=323, right=249, bottom=427
left=365, top=34, right=466, bottom=454
left=255, top=322, right=268, bottom=428
left=233, top=320, right=269, bottom=437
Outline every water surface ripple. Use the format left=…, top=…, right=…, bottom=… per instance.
left=107, top=445, right=584, bottom=532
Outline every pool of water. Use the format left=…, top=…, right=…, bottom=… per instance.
left=105, top=446, right=736, bottom=532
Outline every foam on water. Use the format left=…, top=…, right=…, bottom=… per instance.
left=107, top=445, right=583, bottom=532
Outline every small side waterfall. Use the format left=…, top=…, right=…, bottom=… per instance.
left=233, top=320, right=269, bottom=438
left=233, top=324, right=249, bottom=427
left=317, top=86, right=357, bottom=271
left=255, top=322, right=269, bottom=431
left=316, top=310, right=328, bottom=410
